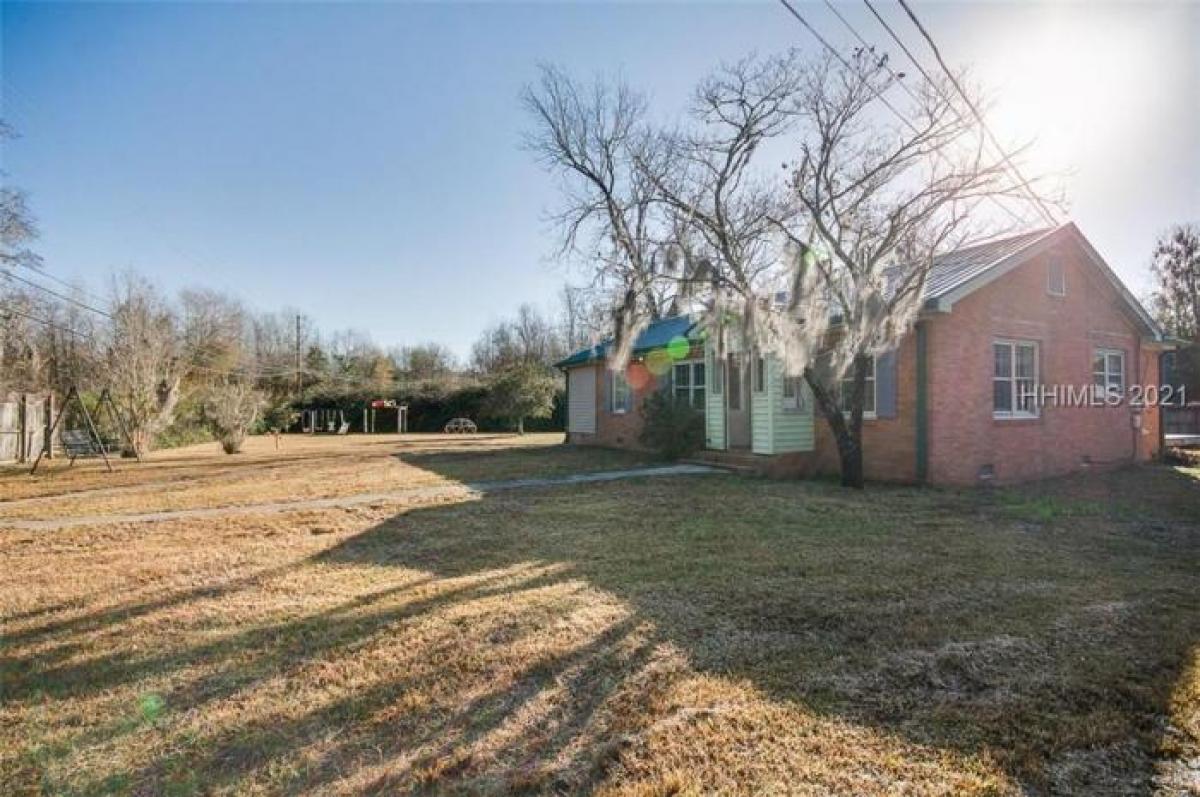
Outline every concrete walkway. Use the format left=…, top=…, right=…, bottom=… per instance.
left=0, top=464, right=721, bottom=532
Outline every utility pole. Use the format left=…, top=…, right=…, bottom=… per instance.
left=294, top=314, right=302, bottom=400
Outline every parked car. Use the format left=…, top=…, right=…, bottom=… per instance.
left=443, top=418, right=477, bottom=434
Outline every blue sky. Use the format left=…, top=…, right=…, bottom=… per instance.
left=3, top=1, right=1196, bottom=359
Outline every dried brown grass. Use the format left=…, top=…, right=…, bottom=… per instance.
left=2, top=440, right=1198, bottom=795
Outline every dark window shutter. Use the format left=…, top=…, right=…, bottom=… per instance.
left=876, top=350, right=898, bottom=418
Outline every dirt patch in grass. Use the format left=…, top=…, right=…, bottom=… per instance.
left=2, top=458, right=1198, bottom=795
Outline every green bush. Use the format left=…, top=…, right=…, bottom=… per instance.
left=639, top=391, right=705, bottom=460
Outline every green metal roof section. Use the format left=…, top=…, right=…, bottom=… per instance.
left=555, top=315, right=697, bottom=369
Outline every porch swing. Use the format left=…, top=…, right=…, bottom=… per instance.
left=29, top=387, right=141, bottom=475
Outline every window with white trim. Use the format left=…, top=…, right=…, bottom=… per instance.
left=993, top=340, right=1039, bottom=418
left=1092, top=349, right=1125, bottom=400
left=782, top=374, right=807, bottom=412
left=839, top=357, right=876, bottom=416
left=1047, top=258, right=1066, bottom=296
left=673, top=360, right=706, bottom=410
left=753, top=355, right=765, bottom=393
left=610, top=371, right=632, bottom=413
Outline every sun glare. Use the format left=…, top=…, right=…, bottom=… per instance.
left=981, top=6, right=1156, bottom=181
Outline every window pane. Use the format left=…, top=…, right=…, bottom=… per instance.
left=1093, top=354, right=1106, bottom=375
left=782, top=376, right=795, bottom=398
left=693, top=363, right=705, bottom=387
left=994, top=344, right=1012, bottom=377
left=755, top=357, right=765, bottom=392
left=1016, top=345, right=1035, bottom=379
left=713, top=361, right=723, bottom=394
left=863, top=379, right=876, bottom=414
left=1107, top=354, right=1123, bottom=384
left=1016, top=379, right=1035, bottom=412
left=674, top=364, right=689, bottom=387
left=693, top=388, right=705, bottom=409
left=675, top=387, right=688, bottom=403
left=994, top=379, right=1012, bottom=412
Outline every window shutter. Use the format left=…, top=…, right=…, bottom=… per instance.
left=876, top=350, right=898, bottom=418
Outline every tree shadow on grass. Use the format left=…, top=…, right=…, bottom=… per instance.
left=306, top=463, right=1200, bottom=794
left=9, top=464, right=1200, bottom=795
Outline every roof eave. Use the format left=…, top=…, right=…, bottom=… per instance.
left=928, top=223, right=1164, bottom=341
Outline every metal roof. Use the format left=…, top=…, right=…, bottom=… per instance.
left=556, top=225, right=1161, bottom=370
left=555, top=315, right=696, bottom=369
left=922, top=227, right=1057, bottom=300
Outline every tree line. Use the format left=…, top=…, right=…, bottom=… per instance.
left=1, top=225, right=604, bottom=454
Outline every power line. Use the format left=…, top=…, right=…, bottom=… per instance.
left=1, top=305, right=97, bottom=340
left=777, top=0, right=917, bottom=134
left=776, top=0, right=1032, bottom=228
left=860, top=0, right=1049, bottom=228
left=11, top=263, right=110, bottom=307
left=1, top=268, right=114, bottom=319
left=892, top=0, right=1059, bottom=226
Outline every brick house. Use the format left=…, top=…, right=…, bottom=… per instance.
left=556, top=223, right=1169, bottom=485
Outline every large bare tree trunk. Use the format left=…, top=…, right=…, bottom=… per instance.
left=804, top=355, right=869, bottom=489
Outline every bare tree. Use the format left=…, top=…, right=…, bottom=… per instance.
left=106, top=275, right=183, bottom=457
left=765, top=50, right=1054, bottom=487
left=180, top=289, right=249, bottom=373
left=643, top=51, right=804, bottom=315
left=0, top=121, right=41, bottom=272
left=523, top=65, right=675, bottom=361
left=1151, top=223, right=1200, bottom=341
left=393, top=342, right=458, bottom=381
left=472, top=304, right=564, bottom=374
left=559, top=283, right=610, bottom=351
left=204, top=376, right=264, bottom=454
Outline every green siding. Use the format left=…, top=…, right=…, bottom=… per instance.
left=752, top=356, right=773, bottom=454
left=704, top=342, right=726, bottom=450
left=703, top=343, right=814, bottom=455
left=759, top=355, right=815, bottom=455
left=771, top=367, right=814, bottom=453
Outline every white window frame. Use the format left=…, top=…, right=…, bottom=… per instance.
left=609, top=370, right=632, bottom=414
left=1047, top=258, right=1066, bottom=297
left=839, top=357, right=877, bottom=419
left=753, top=355, right=766, bottom=394
left=993, top=339, right=1040, bottom=419
left=672, top=359, right=706, bottom=410
left=782, top=374, right=807, bottom=413
left=1092, top=348, right=1125, bottom=401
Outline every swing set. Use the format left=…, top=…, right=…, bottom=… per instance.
left=30, top=386, right=141, bottom=475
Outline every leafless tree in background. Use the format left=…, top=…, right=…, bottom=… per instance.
left=0, top=121, right=41, bottom=273
left=105, top=274, right=183, bottom=457
left=522, top=65, right=676, bottom=363
left=204, top=376, right=264, bottom=454
left=472, top=303, right=565, bottom=374
left=644, top=51, right=803, bottom=324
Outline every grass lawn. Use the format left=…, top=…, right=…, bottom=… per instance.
left=2, top=436, right=1198, bottom=795
left=0, top=433, right=651, bottom=521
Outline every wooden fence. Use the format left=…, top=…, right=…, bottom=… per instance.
left=0, top=393, right=52, bottom=464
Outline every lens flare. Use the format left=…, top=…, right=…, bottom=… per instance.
left=625, top=362, right=653, bottom=391
left=644, top=349, right=673, bottom=376
left=666, top=335, right=691, bottom=361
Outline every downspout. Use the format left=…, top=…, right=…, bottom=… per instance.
left=915, top=321, right=929, bottom=484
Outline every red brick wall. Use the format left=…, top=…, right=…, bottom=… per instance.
left=925, top=238, right=1159, bottom=485
left=564, top=361, right=670, bottom=451
left=810, top=333, right=920, bottom=483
